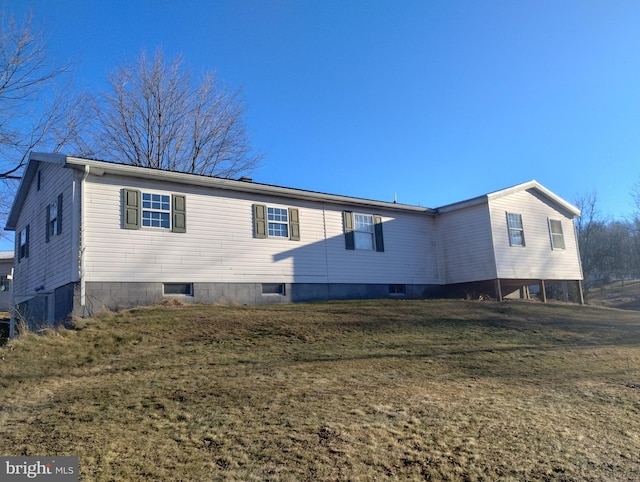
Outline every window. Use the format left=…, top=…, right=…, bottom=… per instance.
left=18, top=225, right=29, bottom=261
left=507, top=213, right=525, bottom=247
left=262, top=283, right=285, bottom=295
left=122, top=189, right=186, bottom=233
left=253, top=204, right=300, bottom=240
left=46, top=194, right=63, bottom=242
left=343, top=211, right=384, bottom=252
left=163, top=283, right=193, bottom=296
left=548, top=219, right=566, bottom=250
left=142, top=193, right=171, bottom=228
left=389, top=284, right=406, bottom=296
left=354, top=214, right=375, bottom=250
left=268, top=207, right=289, bottom=237
left=0, top=275, right=9, bottom=292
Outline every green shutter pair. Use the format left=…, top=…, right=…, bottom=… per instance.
left=253, top=204, right=300, bottom=241
left=122, top=188, right=186, bottom=233
left=343, top=211, right=385, bottom=252
left=45, top=193, right=63, bottom=243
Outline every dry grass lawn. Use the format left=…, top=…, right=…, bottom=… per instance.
left=1, top=299, right=640, bottom=481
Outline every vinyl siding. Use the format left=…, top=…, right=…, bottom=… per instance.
left=83, top=174, right=436, bottom=284
left=323, top=206, right=436, bottom=284
left=489, top=189, right=582, bottom=280
left=12, top=162, right=76, bottom=303
left=434, top=203, right=497, bottom=284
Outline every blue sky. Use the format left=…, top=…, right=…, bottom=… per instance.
left=2, top=0, right=640, bottom=250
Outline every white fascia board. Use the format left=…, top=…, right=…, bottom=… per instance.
left=64, top=157, right=435, bottom=214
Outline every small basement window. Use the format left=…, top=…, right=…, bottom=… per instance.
left=163, top=283, right=193, bottom=296
left=389, top=284, right=406, bottom=296
left=262, top=283, right=286, bottom=295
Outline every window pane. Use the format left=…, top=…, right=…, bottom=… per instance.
left=509, top=230, right=524, bottom=246
left=354, top=214, right=374, bottom=232
left=163, top=283, right=193, bottom=295
left=507, top=213, right=522, bottom=229
left=268, top=207, right=288, bottom=222
left=262, top=283, right=285, bottom=295
left=355, top=232, right=374, bottom=250
left=550, top=220, right=565, bottom=249
left=268, top=222, right=288, bottom=237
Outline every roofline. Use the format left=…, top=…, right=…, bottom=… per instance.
left=64, top=156, right=435, bottom=214
left=5, top=152, right=67, bottom=230
left=435, top=180, right=581, bottom=217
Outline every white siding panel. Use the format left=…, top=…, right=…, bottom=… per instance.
left=489, top=189, right=582, bottom=280
left=83, top=174, right=436, bottom=285
left=323, top=206, right=436, bottom=284
left=434, top=203, right=497, bottom=284
left=12, top=162, right=76, bottom=302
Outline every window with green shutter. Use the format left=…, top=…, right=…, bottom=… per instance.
left=344, top=211, right=384, bottom=252
left=253, top=204, right=300, bottom=240
left=122, top=188, right=186, bottom=232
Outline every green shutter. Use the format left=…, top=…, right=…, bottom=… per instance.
left=123, top=189, right=141, bottom=229
left=57, top=193, right=63, bottom=235
left=374, top=215, right=384, bottom=252
left=172, top=194, right=187, bottom=233
left=343, top=211, right=355, bottom=250
left=288, top=208, right=300, bottom=241
left=46, top=204, right=51, bottom=243
left=254, top=204, right=267, bottom=238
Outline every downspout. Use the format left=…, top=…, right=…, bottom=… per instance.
left=9, top=267, right=14, bottom=338
left=80, top=165, right=90, bottom=308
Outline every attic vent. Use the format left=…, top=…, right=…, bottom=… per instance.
left=239, top=176, right=253, bottom=182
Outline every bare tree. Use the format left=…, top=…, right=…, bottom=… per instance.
left=88, top=49, right=263, bottom=178
left=575, top=190, right=604, bottom=291
left=0, top=13, right=76, bottom=180
left=0, top=12, right=79, bottom=239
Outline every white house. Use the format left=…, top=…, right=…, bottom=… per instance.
left=5, top=152, right=583, bottom=327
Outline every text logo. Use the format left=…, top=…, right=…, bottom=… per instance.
left=0, top=457, right=78, bottom=481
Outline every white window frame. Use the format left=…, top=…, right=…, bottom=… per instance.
left=507, top=213, right=525, bottom=247
left=353, top=213, right=375, bottom=250
left=142, top=192, right=171, bottom=229
left=548, top=218, right=566, bottom=250
left=267, top=207, right=289, bottom=238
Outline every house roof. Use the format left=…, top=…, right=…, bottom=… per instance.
left=5, top=153, right=580, bottom=231
left=60, top=155, right=434, bottom=214
left=434, top=180, right=581, bottom=217
left=0, top=251, right=13, bottom=260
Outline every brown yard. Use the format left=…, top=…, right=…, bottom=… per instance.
left=1, top=299, right=640, bottom=481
